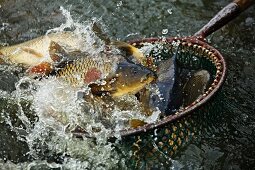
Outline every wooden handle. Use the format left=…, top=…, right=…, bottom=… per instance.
left=195, top=0, right=254, bottom=39
left=234, top=0, right=254, bottom=11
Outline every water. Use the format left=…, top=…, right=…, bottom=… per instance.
left=1, top=0, right=255, bottom=169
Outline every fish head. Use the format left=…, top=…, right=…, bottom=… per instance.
left=90, top=61, right=156, bottom=97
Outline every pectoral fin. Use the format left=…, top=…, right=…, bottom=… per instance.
left=89, top=83, right=114, bottom=96
left=129, top=119, right=147, bottom=128
left=136, top=88, right=153, bottom=116
left=28, top=62, right=53, bottom=75
left=0, top=52, right=6, bottom=64
left=48, top=41, right=67, bottom=62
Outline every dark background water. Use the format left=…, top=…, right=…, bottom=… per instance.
left=0, top=0, right=254, bottom=169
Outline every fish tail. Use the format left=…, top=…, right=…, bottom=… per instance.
left=111, top=41, right=145, bottom=63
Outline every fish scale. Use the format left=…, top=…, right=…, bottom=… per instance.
left=56, top=57, right=114, bottom=86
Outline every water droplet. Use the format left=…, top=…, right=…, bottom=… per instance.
left=162, top=29, right=168, bottom=35
left=244, top=61, right=250, bottom=66
left=245, top=17, right=254, bottom=26
left=117, top=1, right=123, bottom=7
left=167, top=9, right=173, bottom=15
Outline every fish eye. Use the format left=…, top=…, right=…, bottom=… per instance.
left=131, top=68, right=138, bottom=74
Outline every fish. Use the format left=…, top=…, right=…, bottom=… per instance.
left=54, top=53, right=115, bottom=86
left=90, top=61, right=156, bottom=97
left=151, top=56, right=177, bottom=113
left=55, top=54, right=156, bottom=97
left=181, top=69, right=210, bottom=106
left=0, top=32, right=81, bottom=67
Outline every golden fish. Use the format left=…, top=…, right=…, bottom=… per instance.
left=56, top=56, right=156, bottom=97
left=90, top=61, right=156, bottom=97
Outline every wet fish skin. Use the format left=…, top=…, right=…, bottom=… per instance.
left=89, top=61, right=157, bottom=97
left=151, top=57, right=176, bottom=113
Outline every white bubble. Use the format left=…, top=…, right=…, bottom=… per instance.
left=162, top=29, right=168, bottom=35
left=117, top=1, right=123, bottom=7
left=167, top=9, right=173, bottom=15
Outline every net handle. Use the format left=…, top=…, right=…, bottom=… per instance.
left=194, top=0, right=254, bottom=39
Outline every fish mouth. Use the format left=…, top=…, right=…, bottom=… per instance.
left=128, top=71, right=156, bottom=93
left=109, top=71, right=156, bottom=97
left=140, top=71, right=157, bottom=84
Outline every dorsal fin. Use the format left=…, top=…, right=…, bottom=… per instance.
left=92, top=22, right=111, bottom=45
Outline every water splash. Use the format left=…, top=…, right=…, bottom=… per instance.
left=0, top=6, right=134, bottom=168
left=0, top=6, right=165, bottom=169
left=46, top=6, right=105, bottom=55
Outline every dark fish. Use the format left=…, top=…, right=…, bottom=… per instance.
left=182, top=69, right=210, bottom=106
left=136, top=45, right=211, bottom=115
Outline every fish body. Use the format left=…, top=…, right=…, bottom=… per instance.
left=151, top=56, right=176, bottom=113
left=55, top=55, right=116, bottom=87
left=0, top=32, right=81, bottom=67
left=182, top=69, right=210, bottom=106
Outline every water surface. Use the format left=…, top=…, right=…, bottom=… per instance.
left=0, top=0, right=255, bottom=169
